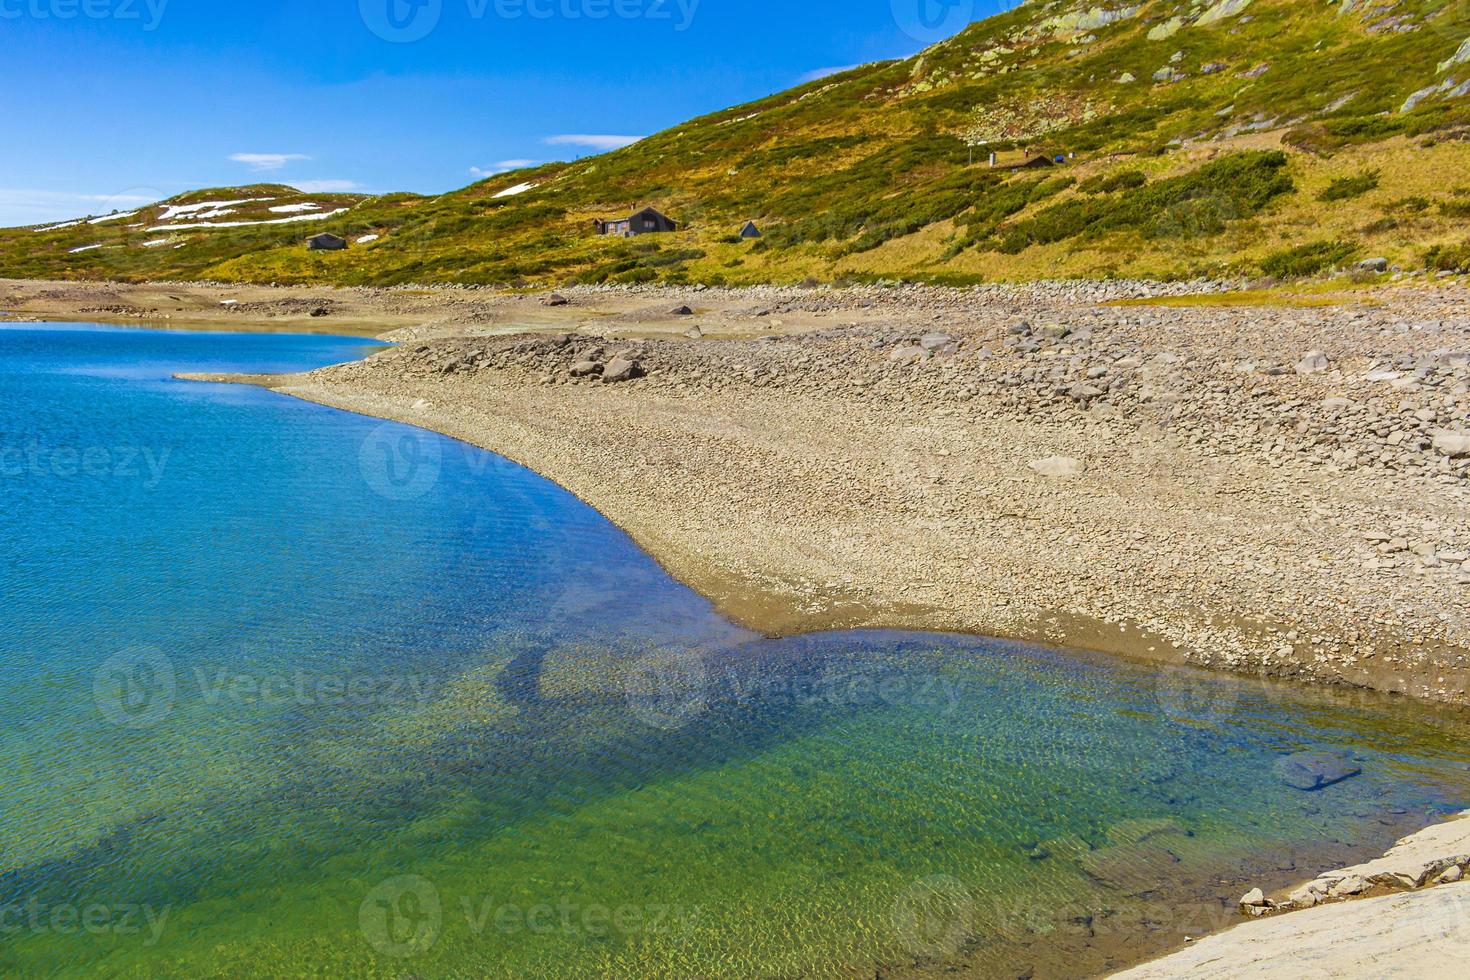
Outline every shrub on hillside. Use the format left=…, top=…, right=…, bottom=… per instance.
left=985, top=151, right=1293, bottom=252
left=1260, top=240, right=1359, bottom=278
left=1317, top=170, right=1380, bottom=202
left=1424, top=241, right=1470, bottom=274
left=1079, top=170, right=1147, bottom=194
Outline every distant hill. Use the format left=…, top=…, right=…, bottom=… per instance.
left=6, top=0, right=1470, bottom=287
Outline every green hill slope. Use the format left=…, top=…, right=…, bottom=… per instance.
left=7, top=0, right=1470, bottom=287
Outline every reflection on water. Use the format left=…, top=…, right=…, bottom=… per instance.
left=2, top=324, right=1469, bottom=979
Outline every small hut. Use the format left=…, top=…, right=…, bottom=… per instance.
left=739, top=221, right=762, bottom=239
left=308, top=233, right=348, bottom=251
left=593, top=206, right=677, bottom=237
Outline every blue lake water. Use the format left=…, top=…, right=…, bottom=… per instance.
left=2, top=323, right=1470, bottom=979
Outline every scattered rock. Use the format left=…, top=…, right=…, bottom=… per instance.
left=670, top=305, right=694, bottom=316
left=569, top=360, right=602, bottom=378
left=1295, top=351, right=1330, bottom=375
left=683, top=325, right=704, bottom=340
left=543, top=293, right=569, bottom=307
left=1432, top=430, right=1470, bottom=457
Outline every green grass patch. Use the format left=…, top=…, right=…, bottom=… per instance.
left=1260, top=240, right=1359, bottom=279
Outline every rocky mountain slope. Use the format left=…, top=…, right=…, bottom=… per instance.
left=5, top=0, right=1470, bottom=287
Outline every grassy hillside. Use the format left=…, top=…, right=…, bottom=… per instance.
left=7, top=0, right=1470, bottom=287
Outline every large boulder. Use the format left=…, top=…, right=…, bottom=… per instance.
left=542, top=293, right=570, bottom=307
left=602, top=357, right=642, bottom=383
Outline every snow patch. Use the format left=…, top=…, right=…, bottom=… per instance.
left=141, top=238, right=173, bottom=248
left=89, top=211, right=139, bottom=224
left=268, top=203, right=322, bottom=213
left=147, top=208, right=348, bottom=231
left=492, top=182, right=537, bottom=199
left=69, top=244, right=104, bottom=253
left=35, top=220, right=82, bottom=233
left=356, top=234, right=380, bottom=244
left=154, top=198, right=274, bottom=222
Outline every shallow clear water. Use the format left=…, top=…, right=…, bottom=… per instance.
left=2, top=324, right=1470, bottom=979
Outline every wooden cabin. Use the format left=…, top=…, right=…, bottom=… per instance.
left=593, top=206, right=677, bottom=237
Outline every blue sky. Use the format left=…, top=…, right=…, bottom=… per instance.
left=0, top=1, right=1014, bottom=227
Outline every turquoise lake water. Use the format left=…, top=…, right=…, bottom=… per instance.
left=3, top=323, right=1470, bottom=979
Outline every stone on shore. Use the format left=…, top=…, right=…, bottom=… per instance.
left=1030, top=456, right=1086, bottom=478
left=569, top=360, right=602, bottom=378
left=543, top=293, right=569, bottom=307
left=602, top=357, right=641, bottom=383
left=1432, top=430, right=1470, bottom=457
left=1295, top=350, right=1330, bottom=375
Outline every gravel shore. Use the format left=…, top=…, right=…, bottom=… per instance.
left=184, top=279, right=1470, bottom=704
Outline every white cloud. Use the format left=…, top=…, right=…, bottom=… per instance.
left=469, top=160, right=539, bottom=178
left=544, top=134, right=645, bottom=152
left=230, top=153, right=310, bottom=172
left=0, top=189, right=161, bottom=229
left=288, top=180, right=362, bottom=194
left=798, top=64, right=865, bottom=84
